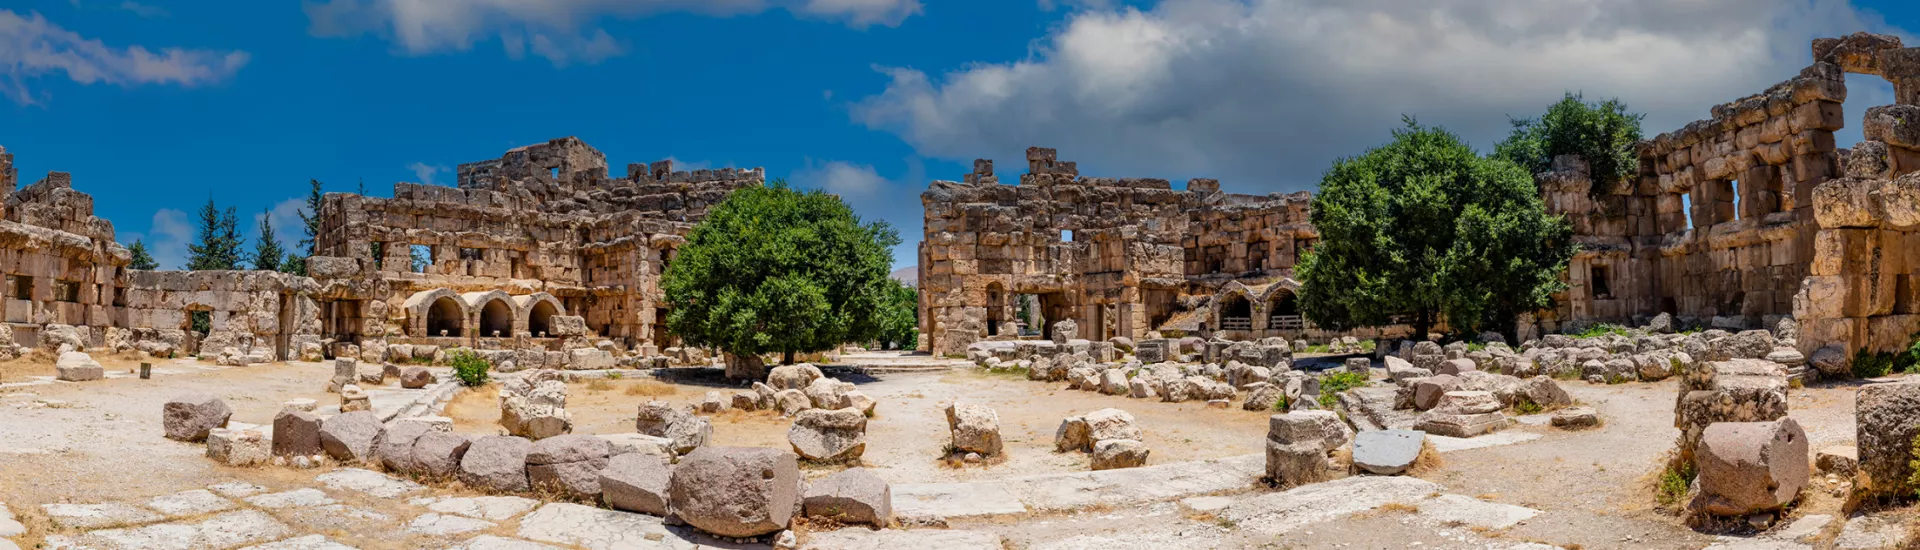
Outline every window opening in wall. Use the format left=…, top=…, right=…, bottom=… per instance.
left=112, top=287, right=126, bottom=307
left=371, top=242, right=386, bottom=269
left=1219, top=295, right=1252, bottom=331
left=1682, top=195, right=1694, bottom=229
left=1061, top=230, right=1073, bottom=242
left=8, top=275, right=30, bottom=299
left=550, top=167, right=560, bottom=180
left=410, top=245, right=432, bottom=273
left=510, top=254, right=525, bottom=279
left=1731, top=180, right=1742, bottom=220
left=190, top=310, right=211, bottom=334
left=1590, top=266, right=1612, bottom=300
left=459, top=247, right=483, bottom=261
left=53, top=281, right=79, bottom=303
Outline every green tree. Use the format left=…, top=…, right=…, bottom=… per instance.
left=127, top=239, right=159, bottom=270
left=250, top=209, right=287, bottom=272
left=410, top=245, right=431, bottom=272
left=290, top=178, right=325, bottom=276
left=1297, top=119, right=1575, bottom=341
left=877, top=279, right=919, bottom=350
left=662, top=180, right=900, bottom=369
left=186, top=199, right=243, bottom=271
left=1494, top=92, right=1644, bottom=195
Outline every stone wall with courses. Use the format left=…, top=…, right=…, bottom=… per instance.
left=0, top=149, right=131, bottom=345
left=918, top=146, right=1319, bottom=356
left=1791, top=33, right=1920, bottom=362
left=120, top=270, right=323, bottom=361
left=312, top=137, right=763, bottom=356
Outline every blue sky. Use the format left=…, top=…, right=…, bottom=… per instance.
left=2, top=0, right=1915, bottom=271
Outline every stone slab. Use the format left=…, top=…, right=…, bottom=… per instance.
left=1006, top=453, right=1263, bottom=511
left=891, top=481, right=1028, bottom=520
left=316, top=468, right=423, bottom=498
left=801, top=529, right=1003, bottom=550
left=207, top=482, right=268, bottom=499
left=243, top=489, right=337, bottom=510
left=76, top=509, right=290, bottom=550
left=515, top=503, right=677, bottom=550
left=447, top=535, right=569, bottom=550
left=1428, top=431, right=1542, bottom=453
left=1414, top=494, right=1538, bottom=529
left=407, top=513, right=497, bottom=536
left=1352, top=430, right=1424, bottom=475
left=238, top=534, right=358, bottom=550
left=1221, top=476, right=1444, bottom=537
left=144, top=489, right=237, bottom=518
left=41, top=502, right=165, bottom=530
left=411, top=496, right=541, bottom=521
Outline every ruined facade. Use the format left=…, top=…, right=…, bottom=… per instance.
left=0, top=138, right=761, bottom=366
left=917, top=148, right=1341, bottom=357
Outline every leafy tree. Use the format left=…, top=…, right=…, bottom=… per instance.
left=186, top=199, right=244, bottom=271
left=290, top=178, right=326, bottom=276
left=1297, top=118, right=1575, bottom=341
left=250, top=209, right=287, bottom=272
left=127, top=239, right=159, bottom=270
left=662, top=180, right=900, bottom=369
left=1494, top=92, right=1644, bottom=194
left=877, top=279, right=919, bottom=350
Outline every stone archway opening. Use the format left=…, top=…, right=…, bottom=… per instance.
left=1219, top=294, right=1252, bottom=331
left=479, top=299, right=513, bottom=338
left=1268, top=290, right=1301, bottom=331
left=427, top=297, right=464, bottom=337
left=528, top=300, right=559, bottom=338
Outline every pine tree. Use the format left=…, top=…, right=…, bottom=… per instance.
left=127, top=240, right=159, bottom=270
left=186, top=198, right=243, bottom=271
left=250, top=209, right=286, bottom=272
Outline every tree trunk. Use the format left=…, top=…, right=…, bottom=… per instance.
left=783, top=349, right=795, bottom=365
left=1412, top=310, right=1433, bottom=342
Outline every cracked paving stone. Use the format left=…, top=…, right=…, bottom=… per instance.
left=144, top=489, right=237, bottom=518
left=515, top=502, right=677, bottom=550
left=448, top=535, right=569, bottom=550
left=316, top=468, right=423, bottom=499
left=410, top=496, right=540, bottom=521
left=407, top=513, right=497, bottom=536
left=208, top=482, right=269, bottom=499
left=40, top=502, right=165, bottom=530
left=75, top=509, right=291, bottom=550
left=237, top=534, right=358, bottom=550
left=244, top=489, right=337, bottom=510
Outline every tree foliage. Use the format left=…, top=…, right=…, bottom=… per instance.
left=186, top=199, right=243, bottom=271
left=251, top=209, right=288, bottom=272
left=662, top=180, right=900, bottom=366
left=877, top=279, right=919, bottom=350
left=127, top=240, right=159, bottom=270
left=288, top=178, right=326, bottom=276
left=1297, top=118, right=1575, bottom=340
left=1494, top=92, right=1644, bottom=194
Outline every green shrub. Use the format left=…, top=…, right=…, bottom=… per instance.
left=449, top=350, right=491, bottom=387
left=1854, top=349, right=1896, bottom=379
left=1656, top=462, right=1695, bottom=506
left=1908, top=431, right=1920, bottom=499
left=1570, top=323, right=1632, bottom=339
left=1513, top=398, right=1542, bottom=415
left=1317, top=370, right=1370, bottom=409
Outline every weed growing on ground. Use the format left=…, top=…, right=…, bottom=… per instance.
left=1656, top=461, right=1695, bottom=507
left=1318, top=370, right=1369, bottom=409
left=448, top=350, right=490, bottom=387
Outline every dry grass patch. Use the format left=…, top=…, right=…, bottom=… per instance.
left=1407, top=440, right=1445, bottom=476
left=584, top=378, right=614, bottom=392
left=623, top=379, right=677, bottom=397
left=1378, top=501, right=1421, bottom=514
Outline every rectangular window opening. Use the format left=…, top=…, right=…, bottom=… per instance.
left=410, top=244, right=432, bottom=273
left=8, top=275, right=31, bottom=300
left=53, top=281, right=79, bottom=303
left=1590, top=266, right=1612, bottom=300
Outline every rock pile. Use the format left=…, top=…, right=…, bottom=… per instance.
left=1055, top=408, right=1149, bottom=470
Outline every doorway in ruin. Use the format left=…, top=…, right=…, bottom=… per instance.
left=478, top=299, right=513, bottom=339
left=275, top=293, right=293, bottom=361
left=1268, top=289, right=1302, bottom=331
left=985, top=283, right=1007, bottom=337
left=1037, top=292, right=1074, bottom=340
left=1218, top=294, right=1252, bottom=331
left=426, top=297, right=464, bottom=337
left=1144, top=288, right=1178, bottom=333
left=529, top=300, right=559, bottom=338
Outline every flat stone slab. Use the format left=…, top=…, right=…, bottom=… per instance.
left=1414, top=494, right=1538, bottom=529
left=316, top=468, right=424, bottom=498
left=279, top=504, right=393, bottom=533
left=408, top=513, right=497, bottom=536
left=75, top=509, right=291, bottom=550
left=208, top=482, right=268, bottom=499
left=801, top=528, right=1003, bottom=549
left=145, top=489, right=237, bottom=518
left=1428, top=431, right=1542, bottom=453
left=891, top=481, right=1027, bottom=520
left=1767, top=514, right=1833, bottom=545
left=1702, top=540, right=1813, bottom=550
left=1007, top=453, right=1263, bottom=511
left=447, top=535, right=568, bottom=550
left=244, top=489, right=337, bottom=510
left=1221, top=476, right=1444, bottom=537
left=1352, top=430, right=1424, bottom=475
left=515, top=503, right=677, bottom=549
left=412, top=496, right=541, bottom=521
left=1837, top=515, right=1908, bottom=550
left=238, top=534, right=357, bottom=550
left=41, top=502, right=165, bottom=529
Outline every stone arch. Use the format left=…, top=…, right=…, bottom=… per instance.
left=513, top=293, right=566, bottom=338
left=462, top=290, right=515, bottom=339
left=1215, top=283, right=1255, bottom=332
left=403, top=288, right=466, bottom=337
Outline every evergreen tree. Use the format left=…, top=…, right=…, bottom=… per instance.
left=250, top=209, right=287, bottom=272
left=127, top=239, right=159, bottom=270
left=290, top=178, right=324, bottom=276
left=187, top=199, right=244, bottom=271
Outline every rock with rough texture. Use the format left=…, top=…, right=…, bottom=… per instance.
left=319, top=411, right=383, bottom=463
left=55, top=351, right=104, bottom=381
left=1692, top=418, right=1809, bottom=517
left=410, top=432, right=472, bottom=478
left=1810, top=345, right=1849, bottom=376
left=1243, top=382, right=1284, bottom=412
left=634, top=401, right=690, bottom=437
left=1415, top=391, right=1509, bottom=437
left=788, top=408, right=868, bottom=462
left=400, top=367, right=433, bottom=389
left=1550, top=406, right=1599, bottom=428
left=1516, top=376, right=1572, bottom=409
left=376, top=419, right=448, bottom=473
left=662, top=415, right=712, bottom=455
left=803, top=377, right=854, bottom=409
left=163, top=393, right=233, bottom=442
left=1817, top=445, right=1859, bottom=475
left=768, top=364, right=824, bottom=391
left=458, top=435, right=533, bottom=493
left=669, top=446, right=801, bottom=538
left=526, top=434, right=613, bottom=499
left=1352, top=429, right=1425, bottom=475
left=700, top=391, right=725, bottom=413
left=1856, top=381, right=1920, bottom=498
left=1100, top=369, right=1129, bottom=395
left=272, top=409, right=324, bottom=457
left=207, top=429, right=271, bottom=466
left=1091, top=439, right=1150, bottom=470
left=600, top=452, right=673, bottom=516
left=1265, top=411, right=1351, bottom=486
left=731, top=392, right=761, bottom=412
left=802, top=467, right=891, bottom=526
left=945, top=401, right=1003, bottom=455
left=774, top=389, right=811, bottom=416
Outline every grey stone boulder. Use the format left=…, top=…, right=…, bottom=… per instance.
left=601, top=452, right=673, bottom=516
left=773, top=389, right=811, bottom=416
left=669, top=446, right=802, bottom=538
left=1692, top=418, right=1809, bottom=516
left=376, top=418, right=447, bottom=473
left=1550, top=406, right=1600, bottom=429
left=458, top=435, right=533, bottom=493
left=663, top=415, right=712, bottom=455
left=787, top=408, right=867, bottom=462
left=410, top=431, right=471, bottom=478
left=634, top=401, right=691, bottom=437
left=163, top=393, right=232, bottom=442
left=526, top=434, right=612, bottom=500
left=319, top=411, right=384, bottom=463
left=802, top=467, right=891, bottom=526
left=1516, top=376, right=1573, bottom=409
left=1091, top=439, right=1150, bottom=470
left=767, top=364, right=824, bottom=391
left=945, top=401, right=1003, bottom=455
left=1856, top=381, right=1920, bottom=498
left=400, top=367, right=433, bottom=389
left=1352, top=429, right=1425, bottom=475
left=55, top=351, right=104, bottom=381
left=271, top=409, right=324, bottom=457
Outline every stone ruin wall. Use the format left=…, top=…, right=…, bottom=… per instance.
left=919, top=146, right=1376, bottom=357
left=0, top=146, right=133, bottom=349
left=309, top=137, right=764, bottom=364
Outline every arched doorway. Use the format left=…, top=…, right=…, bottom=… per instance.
left=1267, top=290, right=1302, bottom=331
left=1218, top=294, right=1252, bottom=331
left=528, top=300, right=559, bottom=337
left=479, top=299, right=513, bottom=338
left=427, top=297, right=464, bottom=337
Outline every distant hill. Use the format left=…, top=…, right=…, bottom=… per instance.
left=891, top=266, right=917, bottom=287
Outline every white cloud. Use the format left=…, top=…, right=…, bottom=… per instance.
left=0, top=9, right=248, bottom=105
left=122, top=208, right=192, bottom=270
left=252, top=198, right=309, bottom=253
left=408, top=162, right=448, bottom=185
left=795, top=159, right=888, bottom=196
left=853, top=0, right=1908, bottom=192
left=303, top=0, right=921, bottom=65
left=117, top=1, right=167, bottom=18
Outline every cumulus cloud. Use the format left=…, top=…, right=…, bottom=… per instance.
left=408, top=162, right=448, bottom=186
left=304, top=0, right=921, bottom=65
left=854, top=0, right=1908, bottom=193
left=0, top=9, right=248, bottom=105
left=122, top=208, right=193, bottom=270
left=791, top=157, right=925, bottom=268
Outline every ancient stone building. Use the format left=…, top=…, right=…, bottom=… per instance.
left=917, top=147, right=1368, bottom=357
left=0, top=146, right=133, bottom=345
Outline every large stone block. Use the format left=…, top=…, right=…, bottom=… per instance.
left=1857, top=381, right=1920, bottom=498
left=601, top=452, right=672, bottom=516
left=163, top=393, right=232, bottom=442
left=458, top=435, right=533, bottom=493
left=526, top=434, right=612, bottom=500
left=271, top=410, right=323, bottom=457
left=319, top=410, right=384, bottom=463
left=1264, top=411, right=1350, bottom=486
left=945, top=401, right=1003, bottom=455
left=801, top=467, right=891, bottom=526
left=669, top=446, right=801, bottom=538
left=787, top=407, right=867, bottom=463
left=1692, top=418, right=1809, bottom=516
